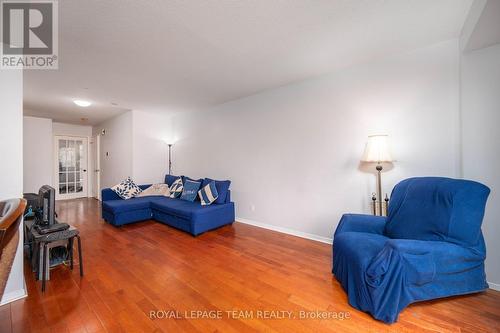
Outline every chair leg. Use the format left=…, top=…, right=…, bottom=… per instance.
left=68, top=238, right=74, bottom=270
left=42, top=243, right=47, bottom=292
left=77, top=235, right=83, bottom=277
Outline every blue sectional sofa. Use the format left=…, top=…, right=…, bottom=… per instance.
left=101, top=176, right=235, bottom=236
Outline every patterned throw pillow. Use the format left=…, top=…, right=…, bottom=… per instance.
left=180, top=179, right=202, bottom=202
left=111, top=177, right=142, bottom=200
left=169, top=178, right=184, bottom=198
left=137, top=183, right=170, bottom=197
left=198, top=181, right=219, bottom=206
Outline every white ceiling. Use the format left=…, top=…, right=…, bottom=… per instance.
left=24, top=0, right=473, bottom=125
left=461, top=0, right=500, bottom=51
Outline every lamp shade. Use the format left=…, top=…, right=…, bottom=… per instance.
left=361, top=135, right=393, bottom=163
left=163, top=139, right=176, bottom=146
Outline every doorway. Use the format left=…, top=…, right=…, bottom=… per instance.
left=54, top=136, right=88, bottom=200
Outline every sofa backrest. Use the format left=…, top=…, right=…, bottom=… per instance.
left=102, top=184, right=151, bottom=201
left=101, top=184, right=234, bottom=204
left=165, top=174, right=180, bottom=187
left=384, top=177, right=490, bottom=247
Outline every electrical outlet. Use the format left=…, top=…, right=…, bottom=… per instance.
left=250, top=204, right=255, bottom=212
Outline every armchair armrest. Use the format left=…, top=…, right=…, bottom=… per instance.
left=334, top=214, right=386, bottom=238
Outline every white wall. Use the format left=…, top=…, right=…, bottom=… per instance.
left=132, top=110, right=172, bottom=184
left=170, top=39, right=460, bottom=240
left=52, top=122, right=92, bottom=137
left=0, top=69, right=26, bottom=304
left=461, top=43, right=500, bottom=287
left=22, top=118, right=94, bottom=197
left=93, top=112, right=133, bottom=189
left=23, top=117, right=53, bottom=193
left=93, top=110, right=173, bottom=191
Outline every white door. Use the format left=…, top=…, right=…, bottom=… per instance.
left=55, top=136, right=88, bottom=200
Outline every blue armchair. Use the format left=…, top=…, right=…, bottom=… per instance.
left=332, top=177, right=490, bottom=323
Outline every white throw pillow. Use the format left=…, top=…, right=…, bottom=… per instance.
left=111, top=177, right=142, bottom=200
left=137, top=183, right=170, bottom=197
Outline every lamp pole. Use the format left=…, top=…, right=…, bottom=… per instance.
left=168, top=144, right=173, bottom=175
left=376, top=163, right=383, bottom=216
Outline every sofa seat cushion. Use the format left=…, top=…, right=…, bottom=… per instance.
left=102, top=197, right=156, bottom=214
left=151, top=198, right=229, bottom=220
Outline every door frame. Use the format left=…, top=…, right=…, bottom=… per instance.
left=93, top=134, right=101, bottom=200
left=54, top=135, right=89, bottom=200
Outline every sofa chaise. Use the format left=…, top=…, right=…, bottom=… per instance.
left=332, top=177, right=490, bottom=323
left=101, top=175, right=235, bottom=236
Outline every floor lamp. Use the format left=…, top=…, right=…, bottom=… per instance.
left=361, top=135, right=393, bottom=216
left=167, top=143, right=173, bottom=175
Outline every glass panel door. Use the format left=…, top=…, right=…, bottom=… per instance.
left=55, top=136, right=88, bottom=200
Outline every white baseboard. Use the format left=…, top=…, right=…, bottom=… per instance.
left=236, top=217, right=333, bottom=244
left=488, top=282, right=500, bottom=291
left=0, top=282, right=27, bottom=306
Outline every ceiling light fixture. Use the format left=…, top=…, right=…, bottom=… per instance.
left=73, top=99, right=92, bottom=107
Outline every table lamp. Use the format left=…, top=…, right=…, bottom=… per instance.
left=361, top=134, right=393, bottom=215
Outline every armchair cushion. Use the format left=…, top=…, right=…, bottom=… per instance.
left=364, top=238, right=487, bottom=323
left=334, top=233, right=488, bottom=323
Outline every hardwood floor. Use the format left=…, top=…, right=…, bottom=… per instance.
left=0, top=198, right=499, bottom=332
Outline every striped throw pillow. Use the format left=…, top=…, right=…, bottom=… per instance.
left=169, top=178, right=184, bottom=198
left=198, top=181, right=219, bottom=206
